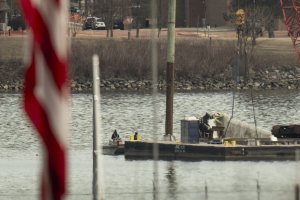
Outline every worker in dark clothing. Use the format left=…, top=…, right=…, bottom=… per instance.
left=199, top=113, right=212, bottom=138
left=111, top=130, right=120, bottom=141
left=134, top=132, right=139, bottom=140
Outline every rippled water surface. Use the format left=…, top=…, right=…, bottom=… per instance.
left=1, top=90, right=300, bottom=199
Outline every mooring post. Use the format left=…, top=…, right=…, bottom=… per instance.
left=128, top=30, right=131, bottom=40
left=165, top=0, right=176, bottom=138
left=205, top=180, right=208, bottom=200
left=296, top=184, right=300, bottom=200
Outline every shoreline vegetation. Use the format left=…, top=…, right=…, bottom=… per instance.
left=0, top=32, right=300, bottom=93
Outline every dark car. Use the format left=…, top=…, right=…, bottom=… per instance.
left=82, top=17, right=96, bottom=30
left=113, top=21, right=124, bottom=30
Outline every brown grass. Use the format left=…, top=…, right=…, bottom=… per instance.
left=252, top=38, right=298, bottom=70
left=0, top=37, right=24, bottom=82
left=70, top=38, right=236, bottom=81
left=0, top=32, right=299, bottom=83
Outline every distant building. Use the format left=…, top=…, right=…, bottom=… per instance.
left=71, top=0, right=232, bottom=28
left=160, top=0, right=232, bottom=27
left=206, top=0, right=232, bottom=27
left=0, top=0, right=10, bottom=31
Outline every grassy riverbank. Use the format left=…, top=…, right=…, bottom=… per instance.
left=70, top=38, right=236, bottom=81
left=0, top=31, right=299, bottom=92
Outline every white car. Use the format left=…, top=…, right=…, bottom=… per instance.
left=92, top=18, right=106, bottom=30
left=82, top=17, right=96, bottom=30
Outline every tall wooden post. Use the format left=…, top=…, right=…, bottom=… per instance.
left=165, top=0, right=176, bottom=137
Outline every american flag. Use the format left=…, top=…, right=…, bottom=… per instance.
left=20, top=0, right=69, bottom=199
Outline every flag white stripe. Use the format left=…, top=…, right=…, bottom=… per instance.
left=31, top=0, right=68, bottom=59
left=34, top=48, right=69, bottom=148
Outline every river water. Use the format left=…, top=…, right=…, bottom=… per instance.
left=1, top=90, right=300, bottom=200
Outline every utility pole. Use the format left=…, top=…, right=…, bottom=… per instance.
left=165, top=0, right=176, bottom=139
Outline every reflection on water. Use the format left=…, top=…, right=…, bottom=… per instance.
left=1, top=90, right=300, bottom=199
left=205, top=180, right=208, bottom=200
left=166, top=162, right=177, bottom=200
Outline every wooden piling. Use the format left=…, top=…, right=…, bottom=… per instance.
left=165, top=0, right=176, bottom=137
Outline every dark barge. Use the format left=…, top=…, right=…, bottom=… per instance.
left=124, top=140, right=300, bottom=161
left=108, top=114, right=300, bottom=160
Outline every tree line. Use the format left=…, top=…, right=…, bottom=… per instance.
left=230, top=0, right=282, bottom=38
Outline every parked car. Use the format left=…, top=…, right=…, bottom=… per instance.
left=113, top=21, right=124, bottom=30
left=92, top=18, right=106, bottom=30
left=82, top=17, right=96, bottom=30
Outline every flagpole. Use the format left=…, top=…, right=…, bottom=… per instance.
left=92, top=54, right=104, bottom=200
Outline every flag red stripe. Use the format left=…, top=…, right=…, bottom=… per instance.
left=21, top=0, right=68, bottom=199
left=21, top=0, right=68, bottom=92
left=24, top=52, right=66, bottom=199
left=54, top=0, right=61, bottom=6
left=25, top=86, right=66, bottom=200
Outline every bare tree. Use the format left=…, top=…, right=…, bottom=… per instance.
left=131, top=0, right=150, bottom=38
left=229, top=1, right=277, bottom=40
left=84, top=0, right=89, bottom=16
left=260, top=7, right=275, bottom=38
left=94, top=0, right=131, bottom=38
left=79, top=0, right=82, bottom=12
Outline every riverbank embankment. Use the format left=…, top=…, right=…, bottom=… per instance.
left=1, top=67, right=300, bottom=92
